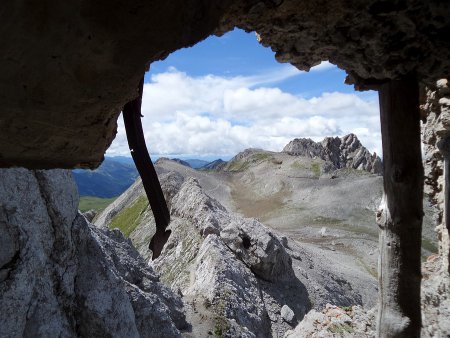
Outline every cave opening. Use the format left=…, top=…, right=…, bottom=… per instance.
left=1, top=2, right=449, bottom=336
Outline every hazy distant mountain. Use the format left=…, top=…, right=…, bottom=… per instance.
left=170, top=158, right=192, bottom=167
left=199, top=159, right=226, bottom=170
left=184, top=159, right=209, bottom=169
left=73, top=157, right=139, bottom=198
left=108, top=155, right=136, bottom=166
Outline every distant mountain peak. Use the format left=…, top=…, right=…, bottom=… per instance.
left=283, top=134, right=382, bottom=174
left=199, top=159, right=225, bottom=170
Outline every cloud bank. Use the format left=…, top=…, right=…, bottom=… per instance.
left=108, top=64, right=381, bottom=159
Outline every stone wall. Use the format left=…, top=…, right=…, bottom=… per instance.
left=421, top=79, right=450, bottom=337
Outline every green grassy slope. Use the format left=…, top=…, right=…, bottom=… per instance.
left=109, top=196, right=149, bottom=237
left=79, top=196, right=116, bottom=212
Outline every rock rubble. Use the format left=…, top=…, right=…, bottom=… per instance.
left=154, top=176, right=308, bottom=337
left=285, top=304, right=376, bottom=338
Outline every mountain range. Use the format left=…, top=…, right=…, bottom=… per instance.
left=73, top=158, right=139, bottom=198
left=74, top=157, right=223, bottom=198
left=79, top=133, right=437, bottom=337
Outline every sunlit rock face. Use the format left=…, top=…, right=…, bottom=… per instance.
left=0, top=168, right=186, bottom=338
left=0, top=0, right=449, bottom=168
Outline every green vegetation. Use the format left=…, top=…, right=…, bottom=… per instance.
left=213, top=314, right=230, bottom=338
left=79, top=196, right=116, bottom=212
left=226, top=159, right=250, bottom=172
left=357, top=257, right=377, bottom=278
left=109, top=196, right=148, bottom=237
left=289, top=160, right=321, bottom=177
left=307, top=216, right=379, bottom=239
left=213, top=326, right=224, bottom=338
left=290, top=160, right=306, bottom=170
left=311, top=216, right=342, bottom=225
left=226, top=151, right=273, bottom=172
left=311, top=161, right=321, bottom=177
left=328, top=323, right=354, bottom=334
left=422, top=238, right=438, bottom=254
left=335, top=167, right=371, bottom=176
left=251, top=152, right=272, bottom=162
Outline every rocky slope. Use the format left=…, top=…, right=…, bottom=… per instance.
left=284, top=304, right=376, bottom=338
left=282, top=134, right=382, bottom=174
left=93, top=133, right=440, bottom=337
left=96, top=167, right=379, bottom=337
left=0, top=168, right=186, bottom=337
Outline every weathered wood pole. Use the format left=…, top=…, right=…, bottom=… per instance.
left=123, top=77, right=171, bottom=259
left=376, top=79, right=423, bottom=337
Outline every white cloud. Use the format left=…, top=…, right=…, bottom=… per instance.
left=310, top=61, right=335, bottom=72
left=107, top=67, right=381, bottom=158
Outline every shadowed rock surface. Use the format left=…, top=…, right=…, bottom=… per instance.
left=0, top=168, right=186, bottom=338
left=1, top=1, right=449, bottom=168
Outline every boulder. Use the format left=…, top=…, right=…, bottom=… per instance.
left=281, top=305, right=295, bottom=323
left=220, top=218, right=295, bottom=282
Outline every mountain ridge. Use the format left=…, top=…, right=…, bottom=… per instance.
left=283, top=133, right=382, bottom=174
left=73, top=157, right=138, bottom=198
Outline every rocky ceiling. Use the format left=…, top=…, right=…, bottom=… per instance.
left=0, top=0, right=449, bottom=169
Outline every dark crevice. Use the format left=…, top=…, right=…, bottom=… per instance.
left=242, top=235, right=251, bottom=249
left=0, top=250, right=21, bottom=282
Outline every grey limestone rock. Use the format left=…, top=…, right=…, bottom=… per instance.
left=281, top=305, right=295, bottom=323
left=284, top=304, right=376, bottom=337
left=153, top=177, right=310, bottom=337
left=82, top=209, right=97, bottom=222
left=171, top=177, right=228, bottom=237
left=0, top=168, right=186, bottom=338
left=283, top=133, right=382, bottom=174
left=220, top=218, right=295, bottom=282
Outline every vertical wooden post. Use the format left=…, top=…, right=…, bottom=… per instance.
left=376, top=79, right=423, bottom=337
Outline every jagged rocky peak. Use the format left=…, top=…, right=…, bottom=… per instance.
left=283, top=133, right=382, bottom=174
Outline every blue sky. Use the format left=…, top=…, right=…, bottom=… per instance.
left=108, top=28, right=380, bottom=160
left=147, top=29, right=365, bottom=97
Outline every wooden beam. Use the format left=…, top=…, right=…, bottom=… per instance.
left=122, top=77, right=171, bottom=259
left=376, top=79, right=423, bottom=337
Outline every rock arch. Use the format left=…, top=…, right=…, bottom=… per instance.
left=0, top=0, right=448, bottom=168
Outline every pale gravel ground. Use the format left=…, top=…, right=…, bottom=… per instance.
left=154, top=155, right=437, bottom=295
left=154, top=158, right=380, bottom=309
